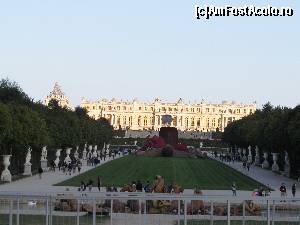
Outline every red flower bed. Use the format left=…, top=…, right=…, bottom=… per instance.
left=141, top=135, right=166, bottom=150
left=174, top=143, right=188, bottom=152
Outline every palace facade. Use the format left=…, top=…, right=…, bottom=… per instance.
left=81, top=98, right=256, bottom=132
left=44, top=83, right=72, bottom=109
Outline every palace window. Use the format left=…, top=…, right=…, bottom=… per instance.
left=185, top=117, right=189, bottom=127
left=123, top=106, right=126, bottom=110
left=212, top=108, right=215, bottom=113
left=145, top=107, right=147, bottom=110
left=117, top=106, right=120, bottom=110
left=108, top=106, right=112, bottom=110
left=197, top=118, right=201, bottom=127
left=139, top=107, right=142, bottom=110
left=169, top=107, right=172, bottom=111
left=117, top=116, right=120, bottom=126
left=250, top=109, right=253, bottom=114
left=123, top=116, right=127, bottom=125
left=144, top=116, right=148, bottom=126
left=244, top=109, right=247, bottom=114
left=173, top=116, right=177, bottom=126
left=150, top=117, right=153, bottom=125
left=218, top=118, right=221, bottom=128
left=191, top=118, right=195, bottom=126
left=206, top=118, right=210, bottom=127
left=138, top=116, right=141, bottom=126
left=191, top=108, right=194, bottom=112
left=212, top=118, right=216, bottom=127
left=93, top=106, right=95, bottom=110
left=186, top=108, right=189, bottom=112
left=206, top=108, right=209, bottom=113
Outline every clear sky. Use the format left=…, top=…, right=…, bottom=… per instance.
left=0, top=0, right=299, bottom=108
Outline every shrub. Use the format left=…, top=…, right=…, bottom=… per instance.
left=161, top=145, right=174, bottom=157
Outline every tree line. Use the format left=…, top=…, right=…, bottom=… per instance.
left=223, top=103, right=300, bottom=178
left=0, top=79, right=113, bottom=176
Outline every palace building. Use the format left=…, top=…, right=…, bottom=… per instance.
left=81, top=98, right=256, bottom=132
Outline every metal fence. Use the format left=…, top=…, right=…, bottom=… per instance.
left=0, top=192, right=299, bottom=225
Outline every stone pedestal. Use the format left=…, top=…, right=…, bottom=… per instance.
left=40, top=159, right=48, bottom=171
left=82, top=159, right=87, bottom=166
left=23, top=163, right=32, bottom=176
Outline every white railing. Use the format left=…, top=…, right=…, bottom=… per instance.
left=0, top=192, right=299, bottom=225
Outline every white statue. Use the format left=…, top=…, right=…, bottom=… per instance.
left=271, top=153, right=279, bottom=172
left=25, top=147, right=32, bottom=164
left=41, top=146, right=47, bottom=161
left=74, top=146, right=79, bottom=160
left=134, top=140, right=137, bottom=146
left=106, top=144, right=110, bottom=150
left=254, top=146, right=260, bottom=165
left=54, top=149, right=62, bottom=167
left=64, top=148, right=72, bottom=164
left=284, top=151, right=290, bottom=177
left=247, top=146, right=252, bottom=163
left=1, top=155, right=12, bottom=182
left=262, top=152, right=269, bottom=169
left=103, top=143, right=106, bottom=150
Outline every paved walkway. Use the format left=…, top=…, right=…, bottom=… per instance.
left=1, top=153, right=299, bottom=198
left=210, top=154, right=299, bottom=197
left=0, top=154, right=124, bottom=194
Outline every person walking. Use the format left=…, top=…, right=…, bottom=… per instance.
left=38, top=166, right=43, bottom=179
left=246, top=162, right=250, bottom=172
left=97, top=176, right=101, bottom=191
left=292, top=183, right=296, bottom=197
left=280, top=183, right=287, bottom=198
left=231, top=182, right=237, bottom=196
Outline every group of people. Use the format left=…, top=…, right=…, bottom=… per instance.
left=279, top=182, right=297, bottom=198
left=49, top=158, right=82, bottom=175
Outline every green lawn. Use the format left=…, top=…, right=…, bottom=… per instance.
left=56, top=156, right=265, bottom=190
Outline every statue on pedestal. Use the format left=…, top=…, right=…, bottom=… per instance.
left=82, top=144, right=87, bottom=166
left=54, top=149, right=62, bottom=168
left=254, top=146, right=260, bottom=166
left=247, top=146, right=252, bottom=163
left=1, top=155, right=12, bottom=182
left=262, top=152, right=269, bottom=169
left=242, top=148, right=247, bottom=162
left=93, top=145, right=98, bottom=158
left=40, top=146, right=48, bottom=171
left=271, top=153, right=279, bottom=172
left=74, top=146, right=79, bottom=160
left=284, top=151, right=290, bottom=177
left=88, top=145, right=93, bottom=158
left=23, top=147, right=32, bottom=176
left=64, top=148, right=72, bottom=164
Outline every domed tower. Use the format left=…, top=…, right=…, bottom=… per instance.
left=44, top=82, right=71, bottom=109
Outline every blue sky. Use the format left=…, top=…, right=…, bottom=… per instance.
left=0, top=0, right=299, bottom=108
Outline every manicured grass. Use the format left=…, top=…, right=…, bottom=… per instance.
left=56, top=156, right=265, bottom=190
